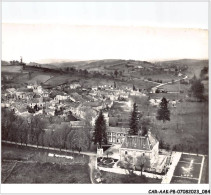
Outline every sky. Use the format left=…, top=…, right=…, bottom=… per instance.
left=2, top=2, right=209, bottom=62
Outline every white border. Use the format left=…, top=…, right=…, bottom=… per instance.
left=1, top=0, right=210, bottom=194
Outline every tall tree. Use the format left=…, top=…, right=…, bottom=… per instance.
left=129, top=103, right=140, bottom=135
left=190, top=79, right=204, bottom=101
left=139, top=117, right=151, bottom=136
left=156, top=97, right=170, bottom=123
left=114, top=81, right=117, bottom=89
left=114, top=70, right=118, bottom=78
left=93, top=111, right=107, bottom=148
left=133, top=84, right=136, bottom=91
left=135, top=154, right=147, bottom=176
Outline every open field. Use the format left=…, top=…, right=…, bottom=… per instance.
left=1, top=144, right=90, bottom=183
left=129, top=92, right=208, bottom=154
left=144, top=73, right=179, bottom=83
left=160, top=83, right=190, bottom=92
left=2, top=161, right=90, bottom=183
left=1, top=65, right=23, bottom=73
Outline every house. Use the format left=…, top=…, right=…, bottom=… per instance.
left=6, top=88, right=16, bottom=95
left=107, top=127, right=129, bottom=144
left=54, top=94, right=69, bottom=101
left=119, top=131, right=164, bottom=172
left=70, top=82, right=81, bottom=89
left=69, top=121, right=85, bottom=128
left=164, top=68, right=169, bottom=72
left=15, top=92, right=26, bottom=99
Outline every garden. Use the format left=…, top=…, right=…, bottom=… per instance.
left=97, top=157, right=118, bottom=168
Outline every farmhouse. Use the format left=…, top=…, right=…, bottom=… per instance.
left=119, top=131, right=166, bottom=173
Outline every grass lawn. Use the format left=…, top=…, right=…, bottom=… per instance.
left=170, top=176, right=198, bottom=184
left=1, top=161, right=17, bottom=182
left=129, top=92, right=208, bottom=155
left=151, top=101, right=208, bottom=154
left=180, top=154, right=203, bottom=163
left=160, top=83, right=190, bottom=92
left=173, top=161, right=201, bottom=179
left=1, top=144, right=91, bottom=184
left=101, top=171, right=161, bottom=184
left=2, top=161, right=91, bottom=184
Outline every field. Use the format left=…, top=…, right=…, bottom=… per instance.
left=1, top=143, right=90, bottom=184
left=160, top=83, right=190, bottom=92
left=129, top=91, right=208, bottom=154
left=1, top=65, right=23, bottom=73
left=144, top=73, right=179, bottom=83
left=2, top=161, right=90, bottom=183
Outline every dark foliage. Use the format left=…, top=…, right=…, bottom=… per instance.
left=190, top=79, right=204, bottom=101
left=93, top=110, right=107, bottom=148
left=128, top=103, right=140, bottom=135
left=156, top=97, right=170, bottom=123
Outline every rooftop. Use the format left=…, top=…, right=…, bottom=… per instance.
left=121, top=133, right=158, bottom=151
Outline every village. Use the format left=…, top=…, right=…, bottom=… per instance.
left=1, top=56, right=209, bottom=184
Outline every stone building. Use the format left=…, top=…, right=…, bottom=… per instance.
left=119, top=131, right=165, bottom=172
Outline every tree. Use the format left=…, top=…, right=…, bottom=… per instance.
left=136, top=153, right=147, bottom=176
left=114, top=81, right=117, bottom=89
left=30, top=116, right=46, bottom=147
left=133, top=84, right=136, bottom=91
left=69, top=127, right=90, bottom=151
left=93, top=111, right=107, bottom=148
left=114, top=70, right=118, bottom=78
left=105, top=151, right=113, bottom=159
left=190, top=79, right=204, bottom=101
left=200, top=66, right=208, bottom=79
left=139, top=117, right=151, bottom=136
left=129, top=103, right=140, bottom=135
left=156, top=97, right=170, bottom=123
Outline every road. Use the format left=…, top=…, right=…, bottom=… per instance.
left=145, top=75, right=188, bottom=92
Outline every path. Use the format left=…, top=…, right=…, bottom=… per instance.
left=2, top=140, right=96, bottom=157
left=198, top=155, right=205, bottom=184
left=88, top=156, right=98, bottom=184
left=98, top=166, right=163, bottom=180
left=161, top=152, right=182, bottom=184
left=145, top=75, right=188, bottom=92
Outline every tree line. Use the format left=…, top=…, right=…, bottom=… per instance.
left=2, top=108, right=91, bottom=151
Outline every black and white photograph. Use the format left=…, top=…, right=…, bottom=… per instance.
left=1, top=1, right=209, bottom=192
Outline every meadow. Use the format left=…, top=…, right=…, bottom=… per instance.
left=1, top=144, right=90, bottom=183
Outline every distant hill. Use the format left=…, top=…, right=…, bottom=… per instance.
left=2, top=59, right=208, bottom=78
left=1, top=60, right=10, bottom=66
left=156, top=59, right=208, bottom=77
